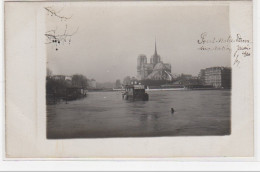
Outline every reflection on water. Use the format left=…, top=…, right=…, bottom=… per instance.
left=47, top=90, right=231, bottom=139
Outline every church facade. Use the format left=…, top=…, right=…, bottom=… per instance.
left=137, top=41, right=173, bottom=81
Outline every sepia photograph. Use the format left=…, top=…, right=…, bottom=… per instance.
left=4, top=0, right=254, bottom=159
left=46, top=3, right=232, bottom=139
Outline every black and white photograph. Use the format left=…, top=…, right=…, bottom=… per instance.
left=4, top=0, right=255, bottom=159
left=46, top=3, right=233, bottom=139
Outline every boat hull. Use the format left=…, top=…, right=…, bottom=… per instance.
left=122, top=93, right=149, bottom=101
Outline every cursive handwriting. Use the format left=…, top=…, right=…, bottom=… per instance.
left=198, top=32, right=250, bottom=44
left=233, top=45, right=251, bottom=58
left=233, top=44, right=251, bottom=67
left=198, top=45, right=231, bottom=51
left=197, top=32, right=252, bottom=67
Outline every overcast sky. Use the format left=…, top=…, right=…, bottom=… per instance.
left=47, top=2, right=231, bottom=83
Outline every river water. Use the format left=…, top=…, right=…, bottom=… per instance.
left=47, top=90, right=231, bottom=139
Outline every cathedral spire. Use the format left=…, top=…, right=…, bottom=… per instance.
left=155, top=38, right=157, bottom=55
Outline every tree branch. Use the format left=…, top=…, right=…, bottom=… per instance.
left=44, top=6, right=72, bottom=21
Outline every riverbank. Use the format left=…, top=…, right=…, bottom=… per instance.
left=88, top=88, right=231, bottom=92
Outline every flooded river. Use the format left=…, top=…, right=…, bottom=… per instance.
left=47, top=90, right=231, bottom=139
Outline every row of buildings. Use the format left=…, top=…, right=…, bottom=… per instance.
left=198, top=67, right=231, bottom=89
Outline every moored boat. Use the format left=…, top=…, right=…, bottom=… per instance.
left=122, top=84, right=149, bottom=101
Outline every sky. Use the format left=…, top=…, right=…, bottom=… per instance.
left=47, top=2, right=231, bottom=83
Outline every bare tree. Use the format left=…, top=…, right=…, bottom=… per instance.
left=44, top=6, right=72, bottom=21
left=44, top=6, right=78, bottom=51
left=45, top=25, right=79, bottom=50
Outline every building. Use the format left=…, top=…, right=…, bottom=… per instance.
left=52, top=75, right=66, bottom=80
left=179, top=74, right=193, bottom=80
left=199, top=67, right=231, bottom=88
left=137, top=40, right=173, bottom=81
left=173, top=74, right=199, bottom=86
left=65, top=76, right=72, bottom=81
left=88, top=79, right=97, bottom=89
left=114, top=79, right=122, bottom=89
left=52, top=75, right=72, bottom=81
left=198, top=69, right=206, bottom=85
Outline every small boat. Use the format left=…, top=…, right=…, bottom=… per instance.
left=122, top=84, right=149, bottom=101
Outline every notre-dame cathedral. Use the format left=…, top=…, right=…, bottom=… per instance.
left=137, top=41, right=173, bottom=81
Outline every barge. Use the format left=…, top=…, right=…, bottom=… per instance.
left=122, top=84, right=149, bottom=101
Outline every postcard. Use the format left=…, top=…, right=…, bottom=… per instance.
left=4, top=0, right=254, bottom=158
